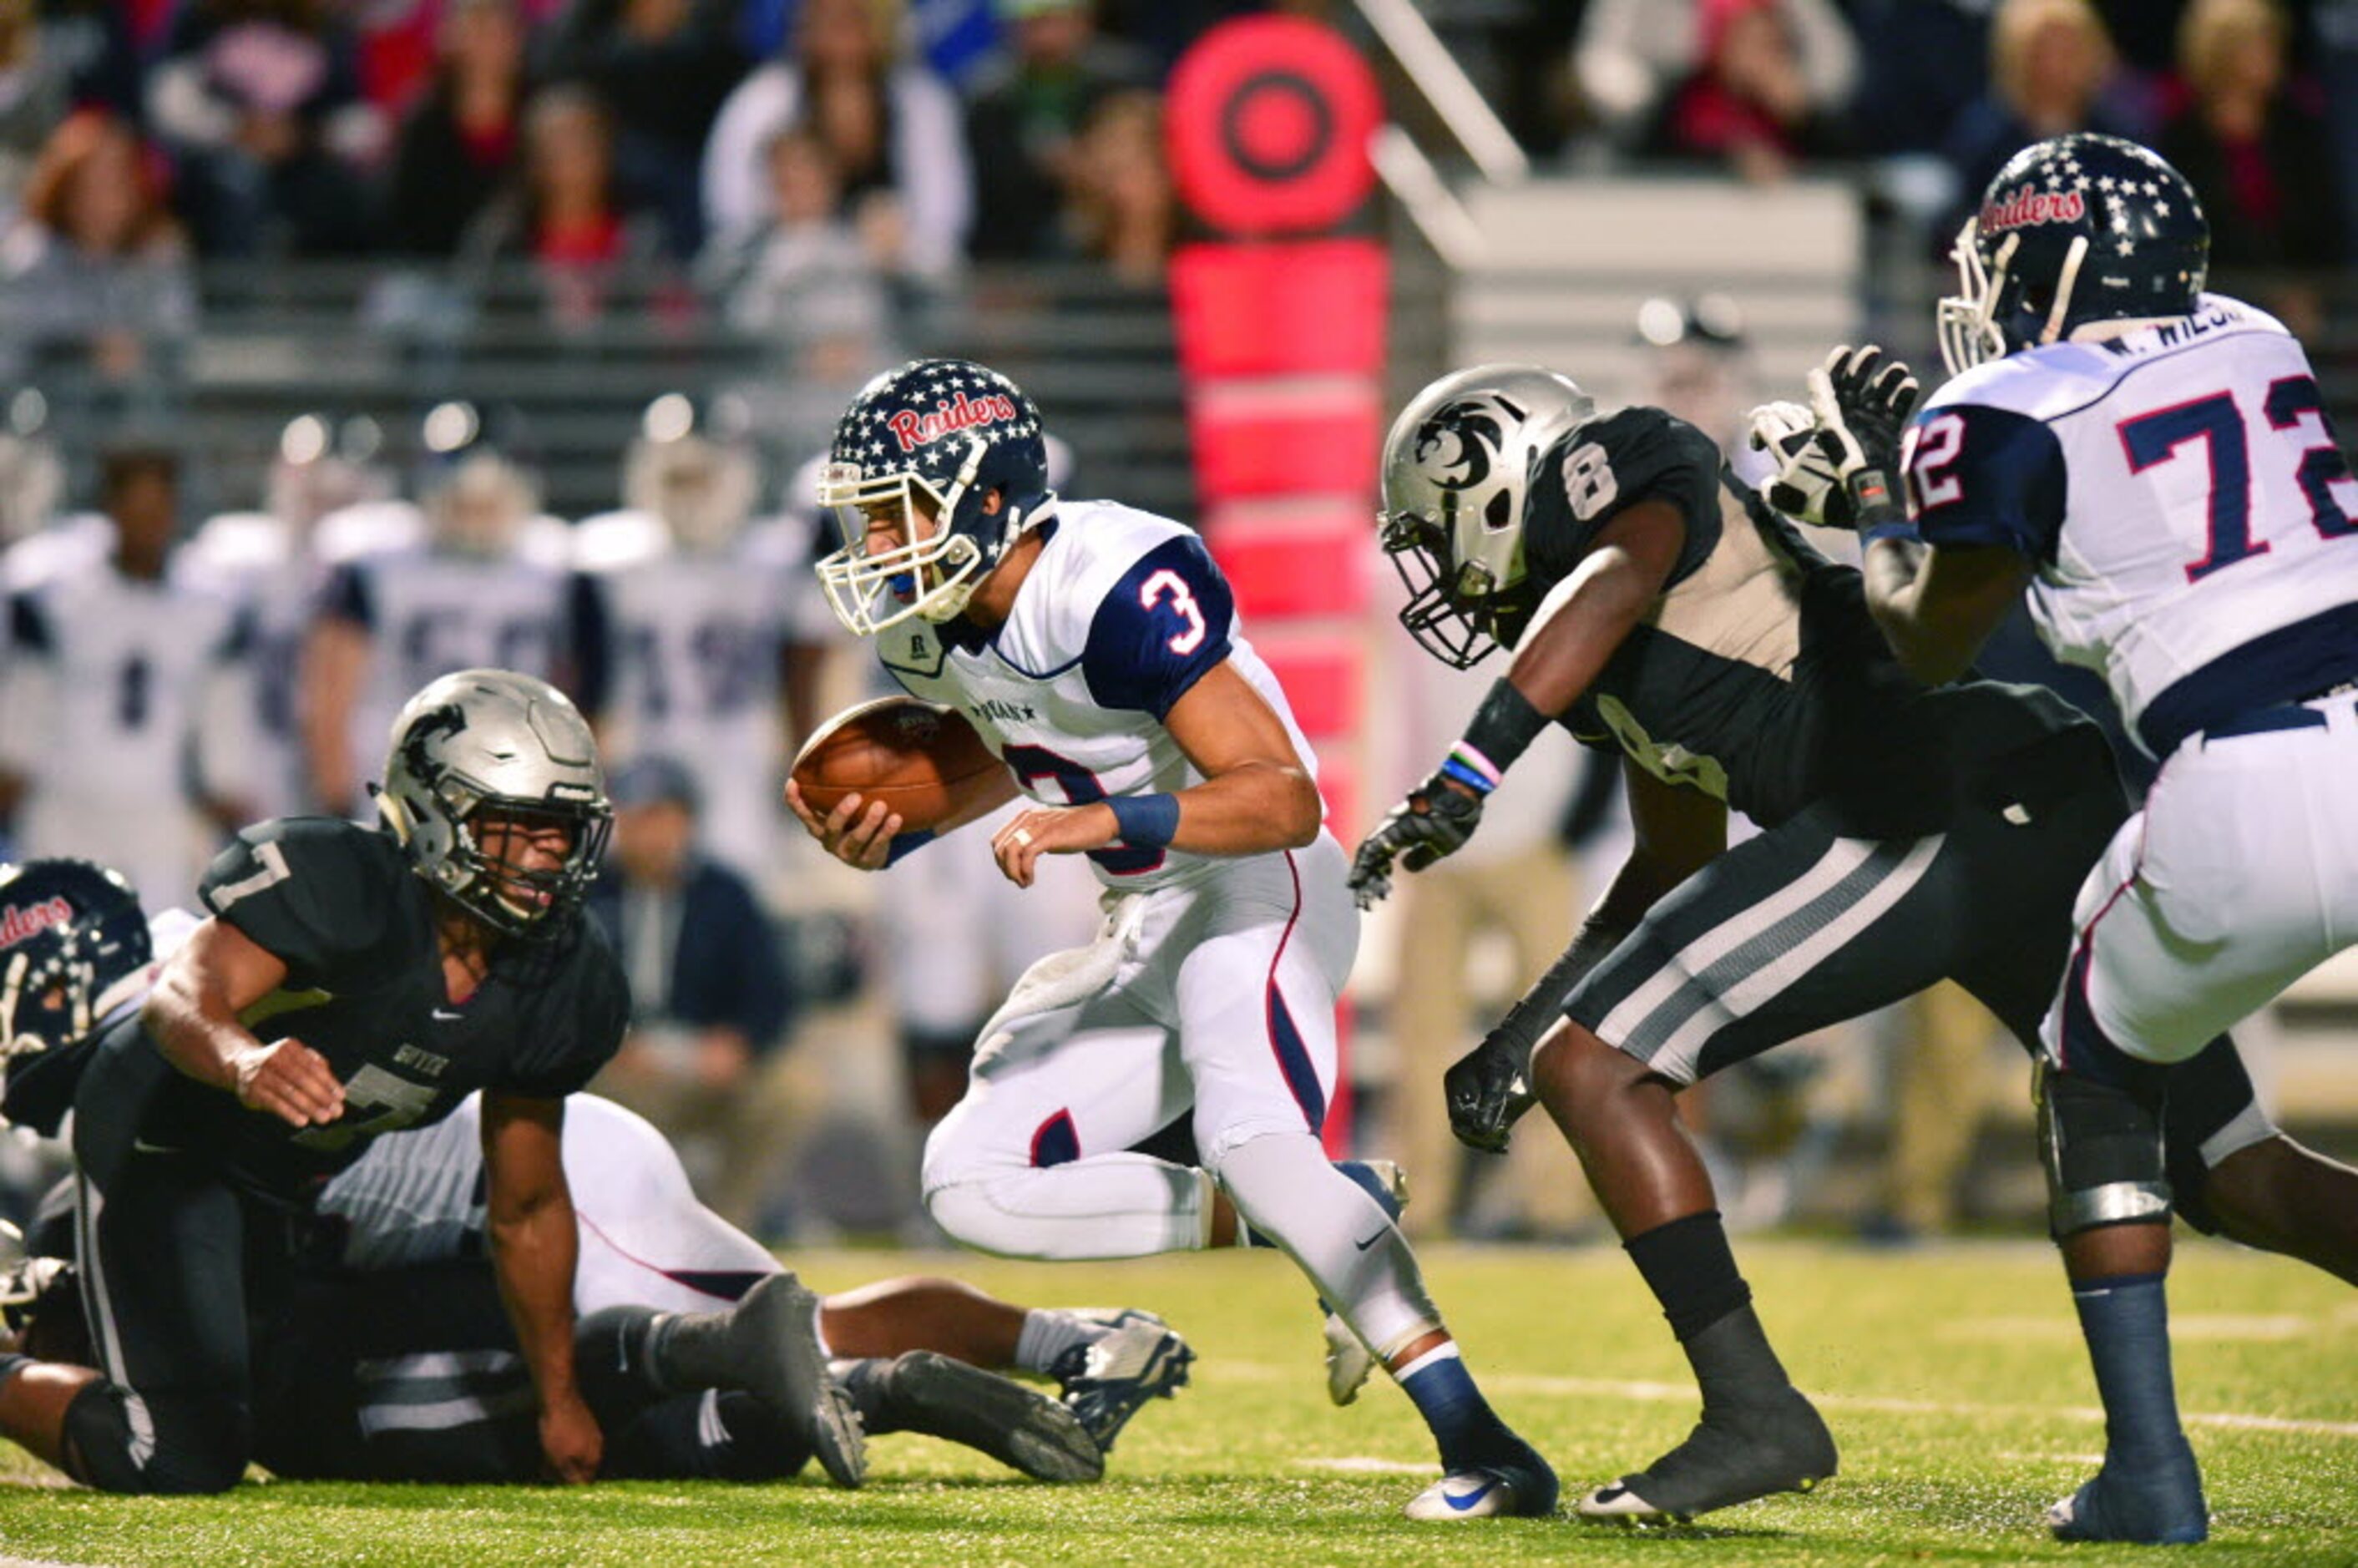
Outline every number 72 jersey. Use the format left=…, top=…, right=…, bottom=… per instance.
left=1905, top=293, right=2358, bottom=760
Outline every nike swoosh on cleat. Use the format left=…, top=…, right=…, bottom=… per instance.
left=1445, top=1481, right=1498, bottom=1513
left=432, top=1008, right=463, bottom=1021
left=1352, top=1229, right=1387, bottom=1252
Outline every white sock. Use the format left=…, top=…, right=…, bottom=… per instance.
left=1214, top=1131, right=1444, bottom=1358
left=1013, top=1309, right=1112, bottom=1375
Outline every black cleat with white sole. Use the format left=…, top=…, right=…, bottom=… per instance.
left=881, top=1351, right=1105, bottom=1483
left=1577, top=1388, right=1836, bottom=1524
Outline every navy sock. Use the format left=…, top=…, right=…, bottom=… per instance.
left=2072, top=1272, right=2190, bottom=1465
left=0, top=1352, right=28, bottom=1389
left=1398, top=1347, right=1511, bottom=1473
left=1625, top=1211, right=1751, bottom=1343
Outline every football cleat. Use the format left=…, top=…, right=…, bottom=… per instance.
left=1323, top=1312, right=1374, bottom=1407
left=1405, top=1448, right=1561, bottom=1522
left=1322, top=1160, right=1409, bottom=1406
left=2047, top=1452, right=2209, bottom=1545
left=1576, top=1388, right=1835, bottom=1523
left=1051, top=1308, right=1193, bottom=1452
left=883, top=1351, right=1103, bottom=1484
left=671, top=1272, right=867, bottom=1488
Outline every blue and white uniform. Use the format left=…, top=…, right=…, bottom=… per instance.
left=570, top=510, right=802, bottom=881
left=316, top=518, right=569, bottom=815
left=1909, top=293, right=2358, bottom=1063
left=892, top=502, right=1359, bottom=1242
left=0, top=550, right=243, bottom=909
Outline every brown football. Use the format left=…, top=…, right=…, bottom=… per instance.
left=789, top=695, right=1005, bottom=832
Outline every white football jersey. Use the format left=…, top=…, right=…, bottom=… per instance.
left=324, top=535, right=570, bottom=798
left=875, top=501, right=1317, bottom=893
left=1, top=556, right=243, bottom=905
left=1910, top=294, right=2358, bottom=758
left=571, top=510, right=802, bottom=878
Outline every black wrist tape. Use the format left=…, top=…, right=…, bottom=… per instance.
left=1459, top=678, right=1551, bottom=779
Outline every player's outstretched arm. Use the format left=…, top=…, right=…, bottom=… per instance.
left=1351, top=502, right=1684, bottom=908
left=483, top=1090, right=601, bottom=1484
left=142, top=917, right=345, bottom=1128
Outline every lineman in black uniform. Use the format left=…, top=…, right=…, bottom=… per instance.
left=0, top=668, right=856, bottom=1493
left=1350, top=367, right=2358, bottom=1524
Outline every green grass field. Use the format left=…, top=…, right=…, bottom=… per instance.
left=2, top=1241, right=2352, bottom=1565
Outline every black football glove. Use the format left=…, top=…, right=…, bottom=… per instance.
left=1347, top=775, right=1485, bottom=910
left=1805, top=344, right=1920, bottom=523
left=1444, top=1028, right=1536, bottom=1154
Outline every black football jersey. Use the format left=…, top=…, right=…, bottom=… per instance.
left=137, top=817, right=629, bottom=1200
left=1522, top=407, right=2089, bottom=834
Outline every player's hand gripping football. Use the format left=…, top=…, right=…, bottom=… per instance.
left=1443, top=1027, right=1538, bottom=1154
left=1347, top=773, right=1485, bottom=910
left=231, top=1036, right=346, bottom=1128
left=784, top=781, right=902, bottom=870
left=1806, top=344, right=1920, bottom=523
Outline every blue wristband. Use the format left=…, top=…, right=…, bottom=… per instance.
left=1107, top=792, right=1180, bottom=849
left=1863, top=520, right=1922, bottom=548
left=884, top=829, right=936, bottom=866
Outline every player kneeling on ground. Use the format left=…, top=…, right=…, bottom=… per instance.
left=0, top=670, right=853, bottom=1492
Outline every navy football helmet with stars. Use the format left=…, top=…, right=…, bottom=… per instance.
left=815, top=358, right=1052, bottom=635
left=1941, top=133, right=2209, bottom=375
left=1, top=858, right=152, bottom=1135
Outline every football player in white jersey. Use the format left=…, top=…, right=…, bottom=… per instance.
left=571, top=395, right=803, bottom=882
left=303, top=407, right=570, bottom=817
left=1801, top=134, right=2358, bottom=1545
left=0, top=449, right=245, bottom=910
left=787, top=359, right=1556, bottom=1520
left=181, top=414, right=401, bottom=821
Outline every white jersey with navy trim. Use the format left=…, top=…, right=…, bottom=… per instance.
left=875, top=500, right=1318, bottom=893
left=1, top=559, right=243, bottom=906
left=1908, top=294, right=2358, bottom=757
left=322, top=536, right=570, bottom=802
left=570, top=511, right=803, bottom=879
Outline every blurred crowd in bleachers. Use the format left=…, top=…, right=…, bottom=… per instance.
left=3, top=1, right=2352, bottom=362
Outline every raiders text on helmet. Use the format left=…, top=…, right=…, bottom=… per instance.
left=1940, top=133, right=2209, bottom=374
left=1379, top=365, right=1596, bottom=669
left=814, top=358, right=1053, bottom=635
left=0, top=858, right=151, bottom=1135
left=376, top=669, right=613, bottom=939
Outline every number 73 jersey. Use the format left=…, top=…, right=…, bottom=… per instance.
left=873, top=499, right=1318, bottom=892
left=1905, top=293, right=2358, bottom=759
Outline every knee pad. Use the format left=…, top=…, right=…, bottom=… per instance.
left=2037, top=1060, right=2172, bottom=1238
left=63, top=1382, right=248, bottom=1495
left=923, top=1180, right=1025, bottom=1257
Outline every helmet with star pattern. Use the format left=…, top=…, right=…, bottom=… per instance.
left=814, top=358, right=1053, bottom=635
left=1940, top=133, right=2209, bottom=375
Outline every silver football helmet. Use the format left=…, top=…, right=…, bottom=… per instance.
left=376, top=670, right=612, bottom=939
left=1379, top=365, right=1595, bottom=669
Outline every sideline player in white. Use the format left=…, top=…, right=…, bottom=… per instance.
left=0, top=448, right=246, bottom=909
left=787, top=358, right=1556, bottom=1520
left=303, top=407, right=569, bottom=817
left=1803, top=134, right=2358, bottom=1544
left=570, top=395, right=805, bottom=884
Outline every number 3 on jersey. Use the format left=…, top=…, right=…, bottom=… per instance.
left=1140, top=569, right=1206, bottom=653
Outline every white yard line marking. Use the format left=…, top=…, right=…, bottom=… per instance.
left=1298, top=1457, right=1432, bottom=1475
